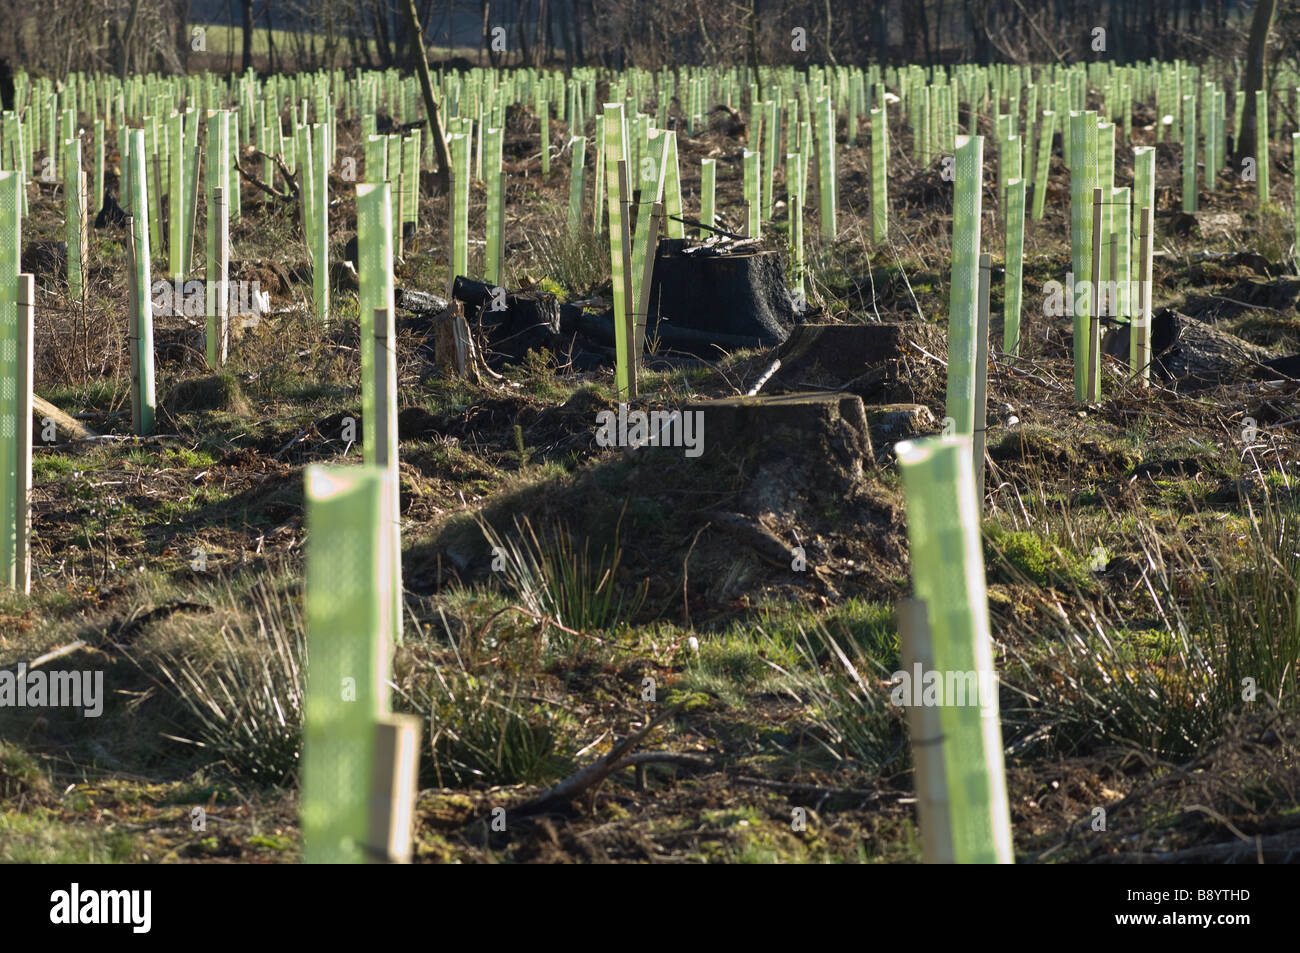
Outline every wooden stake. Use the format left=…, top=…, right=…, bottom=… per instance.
left=634, top=201, right=664, bottom=358
left=1137, top=205, right=1153, bottom=387
left=366, top=714, right=422, bottom=863
left=373, top=308, right=392, bottom=468
left=897, top=598, right=951, bottom=863
left=616, top=159, right=637, bottom=399
left=974, top=253, right=991, bottom=510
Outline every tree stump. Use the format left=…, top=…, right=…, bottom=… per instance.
left=645, top=239, right=794, bottom=352
left=1100, top=309, right=1278, bottom=388
left=764, top=322, right=949, bottom=403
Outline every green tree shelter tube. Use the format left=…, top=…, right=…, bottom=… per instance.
left=0, top=171, right=23, bottom=589
left=895, top=435, right=1014, bottom=864
left=567, top=135, right=585, bottom=237
left=945, top=135, right=984, bottom=439
left=126, top=129, right=156, bottom=436
left=699, top=158, right=716, bottom=238
left=1069, top=111, right=1098, bottom=401
left=302, top=464, right=397, bottom=864
left=1004, top=177, right=1025, bottom=356
left=870, top=106, right=887, bottom=244
left=356, top=181, right=403, bottom=649
left=204, top=110, right=230, bottom=368
left=603, top=102, right=634, bottom=399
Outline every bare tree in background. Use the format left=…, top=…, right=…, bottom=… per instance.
left=1238, top=0, right=1279, bottom=160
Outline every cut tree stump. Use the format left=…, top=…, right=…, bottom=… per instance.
left=451, top=277, right=560, bottom=366
left=1100, top=309, right=1278, bottom=388
left=678, top=393, right=876, bottom=507
left=763, top=322, right=949, bottom=402
left=651, top=392, right=905, bottom=598
left=644, top=239, right=794, bottom=352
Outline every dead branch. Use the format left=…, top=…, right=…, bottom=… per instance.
left=504, top=703, right=685, bottom=817
left=235, top=149, right=299, bottom=202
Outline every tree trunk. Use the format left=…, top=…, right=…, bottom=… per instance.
left=265, top=0, right=277, bottom=73
left=400, top=0, right=452, bottom=191
left=372, top=0, right=396, bottom=67
left=119, top=0, right=144, bottom=78
left=240, top=0, right=255, bottom=71
left=570, top=0, right=584, bottom=63
left=175, top=0, right=192, bottom=74
left=1238, top=0, right=1278, bottom=160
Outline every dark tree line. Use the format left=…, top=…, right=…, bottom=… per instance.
left=0, top=1, right=1291, bottom=78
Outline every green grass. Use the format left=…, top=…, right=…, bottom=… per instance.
left=0, top=812, right=134, bottom=863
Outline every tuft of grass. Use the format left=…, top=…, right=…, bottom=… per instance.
left=761, top=622, right=905, bottom=771
left=166, top=372, right=253, bottom=415
left=0, top=741, right=50, bottom=801
left=479, top=513, right=648, bottom=636
left=411, top=667, right=570, bottom=788
left=127, top=577, right=305, bottom=784
left=1002, top=486, right=1300, bottom=759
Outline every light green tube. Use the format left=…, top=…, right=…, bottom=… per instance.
left=1004, top=177, right=1024, bottom=356
left=895, top=436, right=1013, bottom=865
left=945, top=135, right=984, bottom=438
left=302, top=464, right=396, bottom=864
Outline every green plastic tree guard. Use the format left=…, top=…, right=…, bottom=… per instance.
left=310, top=124, right=330, bottom=321
left=1111, top=186, right=1131, bottom=333
left=63, top=138, right=85, bottom=301
left=1069, top=111, right=1098, bottom=401
left=945, top=135, right=984, bottom=439
left=126, top=130, right=156, bottom=436
left=0, top=172, right=25, bottom=590
left=743, top=148, right=760, bottom=238
left=604, top=103, right=635, bottom=399
left=302, top=464, right=397, bottom=864
left=1032, top=110, right=1054, bottom=221
left=356, top=181, right=403, bottom=648
left=871, top=106, right=888, bottom=244
left=1004, top=177, right=1025, bottom=356
left=448, top=132, right=470, bottom=289
left=1182, top=94, right=1197, bottom=213
left=661, top=131, right=684, bottom=240
left=205, top=110, right=231, bottom=367
left=895, top=435, right=1013, bottom=864
left=817, top=96, right=836, bottom=239
left=168, top=112, right=185, bottom=283
left=484, top=126, right=504, bottom=285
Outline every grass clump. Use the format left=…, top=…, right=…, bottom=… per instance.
left=166, top=372, right=253, bottom=415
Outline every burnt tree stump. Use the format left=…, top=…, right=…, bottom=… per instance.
left=644, top=239, right=794, bottom=353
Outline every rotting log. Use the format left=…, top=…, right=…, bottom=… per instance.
left=32, top=395, right=98, bottom=441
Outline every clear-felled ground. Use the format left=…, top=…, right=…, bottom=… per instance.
left=2, top=92, right=1299, bottom=863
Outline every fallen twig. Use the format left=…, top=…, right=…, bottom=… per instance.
left=504, top=703, right=685, bottom=817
